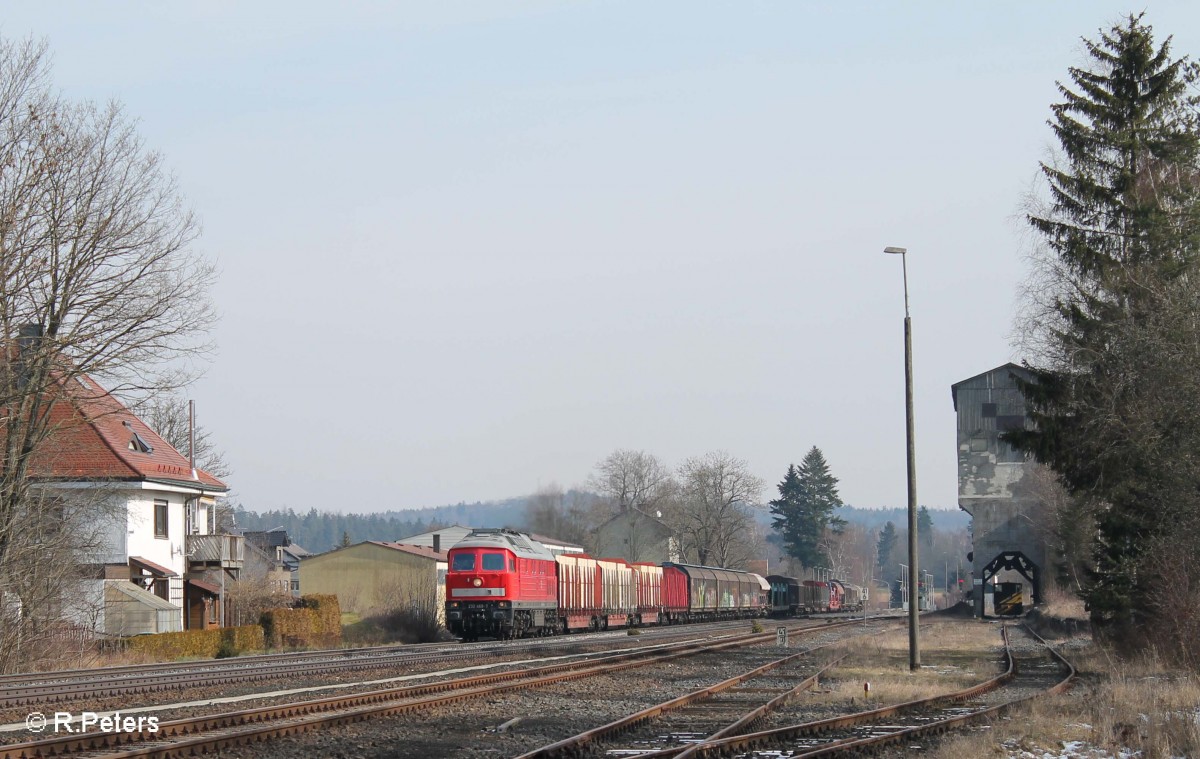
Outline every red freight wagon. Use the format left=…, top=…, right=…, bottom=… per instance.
left=632, top=562, right=663, bottom=625
left=662, top=564, right=690, bottom=623
left=444, top=529, right=556, bottom=640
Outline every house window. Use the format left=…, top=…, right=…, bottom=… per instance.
left=123, top=421, right=154, bottom=453
left=154, top=499, right=168, bottom=539
left=208, top=598, right=219, bottom=624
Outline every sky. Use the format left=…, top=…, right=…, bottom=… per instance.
left=6, top=2, right=1200, bottom=514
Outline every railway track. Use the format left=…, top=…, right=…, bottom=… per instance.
left=0, top=620, right=869, bottom=759
left=0, top=617, right=819, bottom=710
left=515, top=622, right=1074, bottom=758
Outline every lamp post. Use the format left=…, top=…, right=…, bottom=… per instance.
left=885, top=245, right=920, bottom=670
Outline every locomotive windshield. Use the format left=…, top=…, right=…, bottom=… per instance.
left=481, top=553, right=506, bottom=571
left=451, top=553, right=475, bottom=571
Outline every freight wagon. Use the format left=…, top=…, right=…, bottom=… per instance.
left=766, top=574, right=800, bottom=617
left=661, top=562, right=769, bottom=624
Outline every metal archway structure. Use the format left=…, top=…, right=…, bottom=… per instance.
left=979, top=550, right=1041, bottom=609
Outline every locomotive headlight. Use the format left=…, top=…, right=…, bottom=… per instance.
left=472, top=578, right=482, bottom=587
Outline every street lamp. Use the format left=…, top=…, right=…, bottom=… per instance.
left=885, top=245, right=920, bottom=671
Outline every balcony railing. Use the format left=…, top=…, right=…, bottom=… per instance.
left=187, top=534, right=244, bottom=569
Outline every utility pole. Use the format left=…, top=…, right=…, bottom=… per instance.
left=885, top=245, right=920, bottom=670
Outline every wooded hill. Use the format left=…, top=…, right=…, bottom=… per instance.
left=233, top=498, right=968, bottom=555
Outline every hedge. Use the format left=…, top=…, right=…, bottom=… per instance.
left=121, top=594, right=341, bottom=659
left=260, top=594, right=341, bottom=649
left=124, top=624, right=264, bottom=659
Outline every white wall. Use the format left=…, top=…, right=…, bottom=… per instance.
left=123, top=492, right=187, bottom=578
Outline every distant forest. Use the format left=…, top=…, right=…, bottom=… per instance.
left=232, top=497, right=969, bottom=555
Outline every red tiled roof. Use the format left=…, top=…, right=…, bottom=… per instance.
left=33, top=374, right=227, bottom=491
left=369, top=542, right=447, bottom=561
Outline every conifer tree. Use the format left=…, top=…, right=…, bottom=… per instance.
left=769, top=447, right=846, bottom=570
left=1009, top=13, right=1200, bottom=640
left=917, top=506, right=934, bottom=556
left=876, top=521, right=898, bottom=580
left=769, top=465, right=806, bottom=564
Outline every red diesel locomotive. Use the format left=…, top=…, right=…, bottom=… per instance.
left=443, top=529, right=557, bottom=640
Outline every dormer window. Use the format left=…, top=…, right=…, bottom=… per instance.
left=123, top=421, right=154, bottom=454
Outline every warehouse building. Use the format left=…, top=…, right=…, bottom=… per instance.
left=299, top=542, right=447, bottom=622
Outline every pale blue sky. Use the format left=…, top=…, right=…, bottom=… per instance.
left=7, top=3, right=1199, bottom=513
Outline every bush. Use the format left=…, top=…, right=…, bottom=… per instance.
left=124, top=625, right=263, bottom=660
left=751, top=619, right=764, bottom=634
left=343, top=604, right=445, bottom=645
left=261, top=595, right=342, bottom=649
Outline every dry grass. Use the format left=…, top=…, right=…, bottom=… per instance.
left=817, top=620, right=1007, bottom=708
left=1038, top=585, right=1087, bottom=621
left=33, top=643, right=171, bottom=671
left=897, top=631, right=1200, bottom=759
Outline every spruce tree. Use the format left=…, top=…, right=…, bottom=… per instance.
left=876, top=521, right=898, bottom=580
left=769, top=464, right=808, bottom=565
left=769, top=447, right=845, bottom=570
left=917, top=506, right=934, bottom=556
left=1008, top=14, right=1200, bottom=637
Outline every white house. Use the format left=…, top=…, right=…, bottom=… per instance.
left=38, top=374, right=233, bottom=634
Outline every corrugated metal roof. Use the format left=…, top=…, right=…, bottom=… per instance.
left=106, top=580, right=179, bottom=610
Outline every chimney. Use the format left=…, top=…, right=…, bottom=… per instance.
left=16, top=324, right=42, bottom=390
left=188, top=400, right=197, bottom=479
left=18, top=324, right=42, bottom=350
left=432, top=534, right=441, bottom=553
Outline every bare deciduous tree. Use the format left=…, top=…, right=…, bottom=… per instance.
left=588, top=449, right=676, bottom=520
left=522, top=483, right=592, bottom=549
left=671, top=451, right=764, bottom=568
left=137, top=393, right=231, bottom=480
left=225, top=574, right=291, bottom=628
left=0, top=37, right=216, bottom=672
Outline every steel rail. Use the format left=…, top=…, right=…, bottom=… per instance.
left=0, top=619, right=819, bottom=708
left=0, top=614, right=830, bottom=701
left=666, top=623, right=1076, bottom=758
left=512, top=645, right=856, bottom=759
left=2, top=621, right=872, bottom=759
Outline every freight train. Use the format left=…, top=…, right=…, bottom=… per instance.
left=444, top=529, right=769, bottom=640
left=765, top=575, right=868, bottom=615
